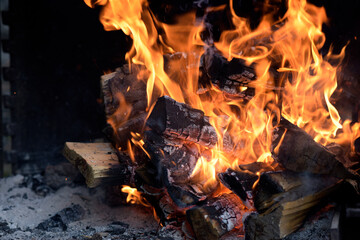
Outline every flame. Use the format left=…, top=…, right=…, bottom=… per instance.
left=121, top=185, right=151, bottom=207
left=88, top=0, right=360, bottom=195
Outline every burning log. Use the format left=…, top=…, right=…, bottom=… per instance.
left=244, top=170, right=340, bottom=240
left=272, top=118, right=360, bottom=180
left=101, top=64, right=147, bottom=117
left=201, top=47, right=256, bottom=100
left=143, top=130, right=200, bottom=185
left=186, top=193, right=247, bottom=240
left=218, top=162, right=277, bottom=209
left=143, top=131, right=205, bottom=207
left=146, top=95, right=218, bottom=148
left=101, top=64, right=149, bottom=148
left=63, top=142, right=133, bottom=188
left=355, top=137, right=360, bottom=155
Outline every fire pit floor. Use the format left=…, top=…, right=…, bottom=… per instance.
left=0, top=162, right=337, bottom=240
left=0, top=163, right=185, bottom=240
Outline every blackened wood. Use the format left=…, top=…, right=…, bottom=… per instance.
left=139, top=183, right=185, bottom=225
left=143, top=130, right=204, bottom=207
left=355, top=137, right=360, bottom=155
left=101, top=64, right=147, bottom=117
left=146, top=96, right=218, bottom=147
left=63, top=142, right=133, bottom=188
left=201, top=47, right=256, bottom=100
left=219, top=168, right=257, bottom=209
left=219, top=162, right=279, bottom=209
left=186, top=193, right=246, bottom=240
left=114, top=112, right=147, bottom=150
left=245, top=171, right=340, bottom=240
left=144, top=130, right=200, bottom=185
left=272, top=118, right=360, bottom=180
left=187, top=193, right=246, bottom=240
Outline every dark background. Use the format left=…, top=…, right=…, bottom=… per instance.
left=1, top=0, right=360, bottom=175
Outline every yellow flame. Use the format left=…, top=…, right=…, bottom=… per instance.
left=87, top=0, right=360, bottom=194
left=121, top=185, right=151, bottom=207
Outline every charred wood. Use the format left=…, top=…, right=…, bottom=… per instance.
left=218, top=162, right=277, bottom=209
left=219, top=168, right=258, bottom=210
left=245, top=170, right=340, bottom=240
left=101, top=64, right=147, bottom=117
left=114, top=112, right=147, bottom=150
left=355, top=137, right=360, bottom=155
left=186, top=193, right=246, bottom=240
left=146, top=96, right=218, bottom=147
left=63, top=142, right=133, bottom=188
left=143, top=131, right=205, bottom=207
left=272, top=118, right=360, bottom=181
left=201, top=47, right=256, bottom=100
left=143, top=130, right=199, bottom=185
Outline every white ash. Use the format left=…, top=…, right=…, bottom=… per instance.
left=0, top=174, right=177, bottom=240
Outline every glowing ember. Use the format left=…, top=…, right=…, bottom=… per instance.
left=87, top=0, right=359, bottom=197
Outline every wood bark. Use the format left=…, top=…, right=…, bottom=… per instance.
left=146, top=95, right=218, bottom=147
left=218, top=162, right=276, bottom=209
left=186, top=193, right=247, bottom=240
left=101, top=64, right=147, bottom=117
left=63, top=142, right=133, bottom=188
left=272, top=118, right=360, bottom=181
left=143, top=130, right=205, bottom=207
left=101, top=64, right=149, bottom=149
left=244, top=170, right=340, bottom=240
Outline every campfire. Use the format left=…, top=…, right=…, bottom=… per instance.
left=63, top=0, right=360, bottom=239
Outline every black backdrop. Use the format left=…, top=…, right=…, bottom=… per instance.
left=1, top=0, right=360, bottom=175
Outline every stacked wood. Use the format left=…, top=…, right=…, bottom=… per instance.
left=146, top=95, right=218, bottom=148
left=244, top=170, right=340, bottom=240
left=63, top=142, right=133, bottom=188
left=271, top=118, right=360, bottom=181
left=187, top=193, right=247, bottom=240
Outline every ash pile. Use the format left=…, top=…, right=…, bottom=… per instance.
left=0, top=163, right=179, bottom=240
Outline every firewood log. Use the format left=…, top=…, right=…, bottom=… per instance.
left=187, top=193, right=247, bottom=240
left=244, top=170, right=341, bottom=240
left=63, top=142, right=133, bottom=188
left=218, top=162, right=277, bottom=209
left=143, top=130, right=200, bottom=185
left=201, top=47, right=256, bottom=100
left=143, top=131, right=205, bottom=207
left=101, top=64, right=149, bottom=149
left=146, top=95, right=218, bottom=147
left=101, top=64, right=147, bottom=117
left=272, top=118, right=360, bottom=181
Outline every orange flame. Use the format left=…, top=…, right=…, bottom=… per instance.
left=121, top=185, right=151, bottom=207
left=88, top=0, right=360, bottom=194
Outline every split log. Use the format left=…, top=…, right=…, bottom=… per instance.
left=201, top=47, right=256, bottom=100
left=101, top=64, right=149, bottom=149
left=114, top=112, right=147, bottom=150
left=244, top=170, right=340, bottom=240
left=218, top=162, right=277, bottom=209
left=101, top=64, right=147, bottom=117
left=272, top=118, right=360, bottom=180
left=143, top=130, right=200, bottom=185
left=186, top=193, right=247, bottom=240
left=146, top=95, right=218, bottom=148
left=200, top=45, right=284, bottom=101
left=63, top=142, right=133, bottom=188
left=143, top=130, right=205, bottom=207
